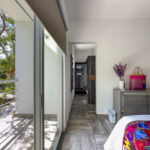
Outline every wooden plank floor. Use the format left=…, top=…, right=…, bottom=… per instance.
left=60, top=94, right=114, bottom=150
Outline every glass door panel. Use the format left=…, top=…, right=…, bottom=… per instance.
left=44, top=29, right=63, bottom=149
left=0, top=1, right=35, bottom=149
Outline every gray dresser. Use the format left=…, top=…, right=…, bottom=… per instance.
left=113, top=88, right=150, bottom=122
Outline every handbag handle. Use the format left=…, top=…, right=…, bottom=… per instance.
left=133, top=67, right=144, bottom=75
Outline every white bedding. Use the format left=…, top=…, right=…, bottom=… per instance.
left=104, top=115, right=150, bottom=150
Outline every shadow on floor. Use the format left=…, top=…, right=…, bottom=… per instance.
left=0, top=102, right=58, bottom=150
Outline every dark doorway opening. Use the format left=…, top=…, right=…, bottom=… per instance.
left=70, top=43, right=96, bottom=106
left=75, top=56, right=96, bottom=104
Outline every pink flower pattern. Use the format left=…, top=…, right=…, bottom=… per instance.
left=123, top=121, right=150, bottom=150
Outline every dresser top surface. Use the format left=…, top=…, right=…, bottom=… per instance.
left=113, top=88, right=150, bottom=95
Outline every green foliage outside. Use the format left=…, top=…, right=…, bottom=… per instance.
left=0, top=96, right=14, bottom=105
left=0, top=10, right=15, bottom=101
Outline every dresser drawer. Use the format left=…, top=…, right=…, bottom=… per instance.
left=124, top=95, right=147, bottom=105
left=148, top=105, right=150, bottom=114
left=123, top=104, right=147, bottom=114
left=148, top=96, right=150, bottom=104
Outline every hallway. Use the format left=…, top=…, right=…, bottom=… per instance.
left=61, top=95, right=114, bottom=150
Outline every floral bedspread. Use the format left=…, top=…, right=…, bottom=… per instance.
left=123, top=121, right=150, bottom=150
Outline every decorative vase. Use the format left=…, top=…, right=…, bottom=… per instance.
left=119, top=80, right=125, bottom=90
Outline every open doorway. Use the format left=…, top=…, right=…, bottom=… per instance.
left=71, top=43, right=96, bottom=108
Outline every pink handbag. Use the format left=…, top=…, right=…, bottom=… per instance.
left=130, top=67, right=146, bottom=90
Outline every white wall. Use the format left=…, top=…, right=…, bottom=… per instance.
left=63, top=41, right=76, bottom=129
left=15, top=21, right=34, bottom=114
left=64, top=42, right=72, bottom=129
left=16, top=24, right=61, bottom=115
left=67, top=19, right=150, bottom=114
left=75, top=48, right=95, bottom=62
left=59, top=0, right=74, bottom=130
left=44, top=45, right=58, bottom=115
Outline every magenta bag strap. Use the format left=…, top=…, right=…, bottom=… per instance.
left=133, top=67, right=144, bottom=75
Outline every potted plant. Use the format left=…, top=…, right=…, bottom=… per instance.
left=113, top=63, right=127, bottom=90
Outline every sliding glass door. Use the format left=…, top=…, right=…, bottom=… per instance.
left=44, top=28, right=63, bottom=150
left=32, top=16, right=64, bottom=150
left=2, top=1, right=65, bottom=149
left=0, top=1, right=35, bottom=149
left=34, top=17, right=64, bottom=150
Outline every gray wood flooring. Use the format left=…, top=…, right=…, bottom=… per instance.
left=60, top=94, right=114, bottom=150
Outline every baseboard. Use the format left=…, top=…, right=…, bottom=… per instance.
left=96, top=114, right=108, bottom=119
left=14, top=113, right=33, bottom=118
left=14, top=113, right=57, bottom=120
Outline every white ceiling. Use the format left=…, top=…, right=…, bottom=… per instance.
left=65, top=0, right=150, bottom=20
left=74, top=44, right=96, bottom=51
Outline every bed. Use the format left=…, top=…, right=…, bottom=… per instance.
left=104, top=115, right=150, bottom=150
